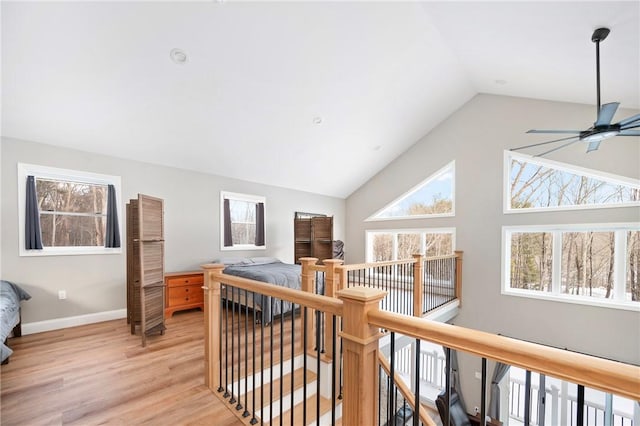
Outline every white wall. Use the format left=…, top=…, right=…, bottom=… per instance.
left=1, top=137, right=345, bottom=325
left=345, top=94, right=640, bottom=408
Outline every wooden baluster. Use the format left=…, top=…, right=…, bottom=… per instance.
left=201, top=263, right=224, bottom=392
left=338, top=286, right=387, bottom=426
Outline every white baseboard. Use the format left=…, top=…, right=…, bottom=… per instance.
left=21, top=309, right=127, bottom=335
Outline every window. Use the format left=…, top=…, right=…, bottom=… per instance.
left=505, top=151, right=640, bottom=212
left=366, top=228, right=455, bottom=262
left=368, top=161, right=455, bottom=220
left=220, top=191, right=266, bottom=251
left=18, top=163, right=122, bottom=256
left=503, top=224, right=640, bottom=310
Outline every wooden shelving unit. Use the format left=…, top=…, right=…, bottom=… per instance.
left=294, top=213, right=333, bottom=264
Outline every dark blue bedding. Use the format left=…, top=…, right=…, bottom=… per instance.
left=1, top=280, right=31, bottom=362
left=221, top=258, right=323, bottom=323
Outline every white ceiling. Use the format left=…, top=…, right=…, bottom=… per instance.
left=2, top=1, right=639, bottom=198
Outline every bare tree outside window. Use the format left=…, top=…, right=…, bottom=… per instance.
left=510, top=232, right=553, bottom=291
left=509, top=155, right=639, bottom=210
left=229, top=199, right=256, bottom=245
left=372, top=233, right=394, bottom=261
left=627, top=231, right=640, bottom=301
left=561, top=232, right=614, bottom=298
left=36, top=179, right=107, bottom=247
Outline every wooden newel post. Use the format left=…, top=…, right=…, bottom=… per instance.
left=201, top=263, right=224, bottom=393
left=323, top=259, right=344, bottom=360
left=454, top=250, right=463, bottom=307
left=413, top=254, right=424, bottom=317
left=299, top=257, right=318, bottom=353
left=338, top=286, right=387, bottom=426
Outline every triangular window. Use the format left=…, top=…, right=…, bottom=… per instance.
left=368, top=161, right=455, bottom=220
left=506, top=151, right=640, bottom=212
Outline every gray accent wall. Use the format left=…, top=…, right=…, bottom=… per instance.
left=1, top=137, right=345, bottom=324
left=345, top=94, right=639, bottom=404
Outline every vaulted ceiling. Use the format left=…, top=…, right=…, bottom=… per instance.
left=2, top=1, right=638, bottom=198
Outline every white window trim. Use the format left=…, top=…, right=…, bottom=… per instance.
left=366, top=161, right=455, bottom=222
left=501, top=223, right=640, bottom=311
left=17, top=163, right=122, bottom=257
left=503, top=151, right=640, bottom=214
left=220, top=191, right=266, bottom=251
left=365, top=227, right=456, bottom=263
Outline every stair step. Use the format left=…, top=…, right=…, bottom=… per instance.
left=225, top=368, right=318, bottom=422
left=269, top=393, right=337, bottom=426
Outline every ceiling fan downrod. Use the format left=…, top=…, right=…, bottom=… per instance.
left=592, top=27, right=610, bottom=115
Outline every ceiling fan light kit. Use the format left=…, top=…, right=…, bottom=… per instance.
left=512, top=27, right=640, bottom=157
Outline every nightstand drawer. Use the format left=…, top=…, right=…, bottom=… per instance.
left=168, top=286, right=204, bottom=305
left=166, top=274, right=203, bottom=287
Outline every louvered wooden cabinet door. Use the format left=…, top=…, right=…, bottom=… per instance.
left=137, top=194, right=165, bottom=347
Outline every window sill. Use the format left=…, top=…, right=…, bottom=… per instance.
left=20, top=247, right=122, bottom=257
left=502, top=288, right=640, bottom=312
left=220, top=245, right=266, bottom=252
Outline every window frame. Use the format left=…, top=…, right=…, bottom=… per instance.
left=220, top=191, right=266, bottom=251
left=366, top=161, right=455, bottom=222
left=365, top=227, right=456, bottom=263
left=501, top=223, right=640, bottom=311
left=503, top=151, right=640, bottom=214
left=17, top=163, right=122, bottom=257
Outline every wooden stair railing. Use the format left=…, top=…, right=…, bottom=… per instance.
left=203, top=265, right=640, bottom=425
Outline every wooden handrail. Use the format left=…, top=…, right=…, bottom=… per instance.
left=337, top=258, right=417, bottom=271
left=378, top=352, right=437, bottom=426
left=368, top=309, right=640, bottom=401
left=202, top=264, right=343, bottom=317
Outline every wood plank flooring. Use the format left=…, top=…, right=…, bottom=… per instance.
left=0, top=310, right=242, bottom=426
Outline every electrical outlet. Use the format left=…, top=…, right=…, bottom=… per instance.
left=475, top=371, right=482, bottom=379
left=58, top=290, right=67, bottom=300
left=474, top=406, right=480, bottom=415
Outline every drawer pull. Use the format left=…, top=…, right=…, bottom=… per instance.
left=185, top=288, right=189, bottom=292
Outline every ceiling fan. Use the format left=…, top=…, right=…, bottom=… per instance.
left=512, top=27, right=640, bottom=157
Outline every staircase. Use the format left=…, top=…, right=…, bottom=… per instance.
left=221, top=353, right=342, bottom=426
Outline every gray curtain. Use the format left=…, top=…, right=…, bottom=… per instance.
left=25, top=175, right=43, bottom=250
left=223, top=198, right=233, bottom=247
left=488, top=362, right=510, bottom=420
left=105, top=184, right=121, bottom=248
left=450, top=349, right=467, bottom=412
left=255, top=202, right=265, bottom=246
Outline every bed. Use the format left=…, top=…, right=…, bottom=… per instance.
left=1, top=280, right=31, bottom=363
left=216, top=257, right=323, bottom=324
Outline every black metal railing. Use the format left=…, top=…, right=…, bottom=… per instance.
left=345, top=263, right=415, bottom=316
left=422, top=256, right=457, bottom=315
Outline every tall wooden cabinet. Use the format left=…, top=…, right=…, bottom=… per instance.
left=126, top=194, right=165, bottom=347
left=294, top=214, right=333, bottom=264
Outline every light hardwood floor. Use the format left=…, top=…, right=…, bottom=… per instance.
left=0, top=310, right=242, bottom=426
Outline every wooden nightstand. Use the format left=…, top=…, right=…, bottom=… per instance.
left=164, top=271, right=204, bottom=318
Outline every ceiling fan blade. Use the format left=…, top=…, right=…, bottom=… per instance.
left=594, top=102, right=620, bottom=126
left=534, top=137, right=581, bottom=157
left=619, top=114, right=640, bottom=128
left=618, top=129, right=640, bottom=136
left=511, top=135, right=581, bottom=152
left=526, top=129, right=581, bottom=134
left=586, top=140, right=601, bottom=152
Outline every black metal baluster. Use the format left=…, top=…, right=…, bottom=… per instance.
left=378, top=364, right=382, bottom=426
left=445, top=347, right=451, bottom=426
left=250, top=294, right=258, bottom=424
left=269, top=297, right=274, bottom=424
left=331, top=315, right=337, bottom=426
left=230, top=287, right=237, bottom=405
left=577, top=384, right=585, bottom=426
left=236, top=288, right=243, bottom=412
left=389, top=331, right=396, bottom=426
left=279, top=299, right=284, bottom=426
left=290, top=303, right=295, bottom=426
left=218, top=291, right=224, bottom=394
left=243, top=295, right=250, bottom=417
left=316, top=310, right=321, bottom=425
left=413, top=338, right=420, bottom=426
left=481, top=357, right=487, bottom=426
left=260, top=295, right=264, bottom=425
left=223, top=290, right=230, bottom=398
left=303, top=306, right=308, bottom=426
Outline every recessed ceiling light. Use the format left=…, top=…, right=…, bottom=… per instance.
left=495, top=79, right=507, bottom=85
left=313, top=116, right=323, bottom=125
left=170, top=48, right=188, bottom=65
